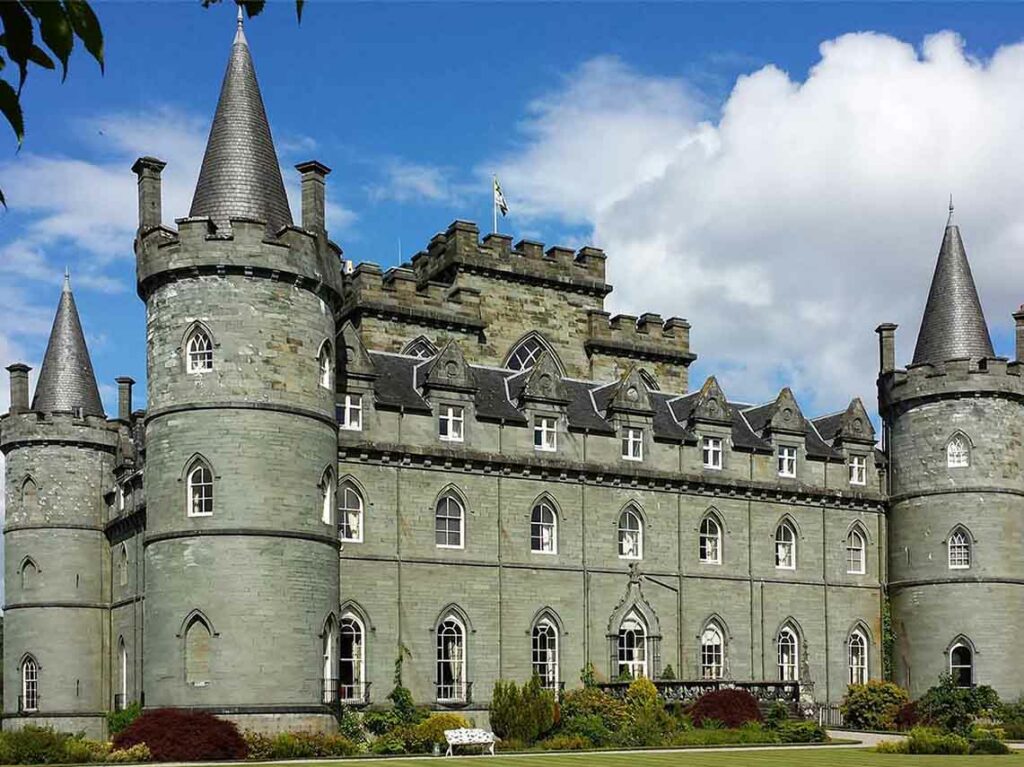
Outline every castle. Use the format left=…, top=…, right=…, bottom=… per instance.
left=1, top=15, right=1015, bottom=737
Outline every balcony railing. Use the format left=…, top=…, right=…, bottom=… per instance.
left=321, top=679, right=371, bottom=707
left=597, top=679, right=800, bottom=704
left=436, top=681, right=472, bottom=706
left=18, top=695, right=39, bottom=714
left=113, top=694, right=126, bottom=712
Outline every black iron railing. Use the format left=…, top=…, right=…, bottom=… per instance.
left=597, top=679, right=800, bottom=704
left=321, top=679, right=372, bottom=707
left=436, top=681, right=472, bottom=706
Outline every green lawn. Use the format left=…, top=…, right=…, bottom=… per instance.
left=283, top=749, right=1020, bottom=767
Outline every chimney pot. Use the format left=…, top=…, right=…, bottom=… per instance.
left=295, top=160, right=331, bottom=234
left=131, top=156, right=167, bottom=230
left=7, top=363, right=30, bottom=413
left=876, top=323, right=898, bottom=374
left=115, top=376, right=135, bottom=422
left=1013, top=308, right=1024, bottom=363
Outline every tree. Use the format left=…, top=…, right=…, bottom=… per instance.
left=0, top=1, right=302, bottom=208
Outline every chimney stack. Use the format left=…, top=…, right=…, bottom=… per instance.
left=1014, top=307, right=1024, bottom=363
left=115, top=377, right=135, bottom=422
left=295, top=161, right=331, bottom=234
left=876, top=323, right=898, bottom=374
left=7, top=363, right=30, bottom=413
left=131, top=156, right=167, bottom=230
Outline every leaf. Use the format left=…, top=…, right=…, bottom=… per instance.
left=27, top=44, right=54, bottom=70
left=296, top=0, right=304, bottom=23
left=0, top=78, right=25, bottom=146
left=24, top=1, right=74, bottom=80
left=64, top=0, right=103, bottom=73
left=0, top=2, right=35, bottom=90
left=0, top=185, right=6, bottom=209
left=241, top=1, right=266, bottom=18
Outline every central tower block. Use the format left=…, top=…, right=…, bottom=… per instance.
left=133, top=16, right=343, bottom=729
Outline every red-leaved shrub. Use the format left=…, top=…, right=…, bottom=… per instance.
left=689, top=689, right=763, bottom=728
left=894, top=700, right=920, bottom=731
left=113, top=708, right=247, bottom=761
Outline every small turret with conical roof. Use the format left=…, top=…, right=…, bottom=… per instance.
left=879, top=205, right=1024, bottom=700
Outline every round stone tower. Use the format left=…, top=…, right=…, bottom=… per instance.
left=1, top=277, right=115, bottom=738
left=879, top=211, right=1024, bottom=699
left=132, top=14, right=343, bottom=730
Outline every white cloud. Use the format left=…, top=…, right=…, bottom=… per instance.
left=369, top=159, right=458, bottom=204
left=492, top=33, right=1024, bottom=414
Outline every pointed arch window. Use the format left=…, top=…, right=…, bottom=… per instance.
left=118, top=637, right=128, bottom=706
left=700, top=622, right=725, bottom=680
left=403, top=336, right=438, bottom=359
left=777, top=626, right=799, bottom=681
left=184, top=615, right=212, bottom=686
left=506, top=335, right=547, bottom=372
left=618, top=506, right=643, bottom=560
left=119, top=544, right=129, bottom=587
left=186, top=459, right=214, bottom=517
left=617, top=612, right=648, bottom=679
left=848, top=629, right=868, bottom=685
left=532, top=617, right=559, bottom=689
left=340, top=613, right=365, bottom=703
left=339, top=483, right=364, bottom=543
left=699, top=514, right=722, bottom=564
left=775, top=520, right=797, bottom=570
left=20, top=558, right=38, bottom=591
left=950, top=641, right=974, bottom=688
left=846, top=528, right=866, bottom=575
left=21, top=476, right=38, bottom=509
left=322, top=616, right=337, bottom=704
left=186, top=327, right=213, bottom=373
left=21, top=656, right=38, bottom=712
left=531, top=500, right=557, bottom=554
left=948, top=527, right=971, bottom=569
left=436, top=615, right=467, bottom=703
left=320, top=468, right=335, bottom=525
left=318, top=341, right=334, bottom=390
left=947, top=434, right=970, bottom=468
left=436, top=494, right=465, bottom=549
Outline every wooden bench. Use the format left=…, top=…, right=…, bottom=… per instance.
left=444, top=728, right=499, bottom=756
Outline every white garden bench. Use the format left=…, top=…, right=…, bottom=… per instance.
left=444, top=727, right=499, bottom=756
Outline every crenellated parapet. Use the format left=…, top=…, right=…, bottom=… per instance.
left=878, top=356, right=1024, bottom=417
left=408, top=220, right=610, bottom=297
left=0, top=410, right=118, bottom=455
left=585, top=310, right=694, bottom=364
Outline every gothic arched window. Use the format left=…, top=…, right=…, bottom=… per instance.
left=403, top=336, right=438, bottom=359
left=699, top=514, right=722, bottom=564
left=186, top=458, right=214, bottom=517
left=185, top=327, right=213, bottom=373
left=777, top=625, right=799, bottom=681
left=848, top=629, right=868, bottom=685
left=617, top=612, right=648, bottom=679
left=340, top=613, right=365, bottom=702
left=339, top=483, right=364, bottom=543
left=532, top=617, right=559, bottom=689
left=618, top=506, right=643, bottom=560
left=184, top=615, right=212, bottom=686
left=531, top=500, right=557, bottom=554
left=700, top=622, right=725, bottom=680
left=775, top=520, right=797, bottom=570
left=948, top=527, right=971, bottom=570
left=318, top=341, right=334, bottom=390
left=322, top=616, right=337, bottom=704
left=20, top=558, right=38, bottom=591
left=119, top=544, right=129, bottom=587
left=846, top=528, right=866, bottom=575
left=435, top=494, right=465, bottom=549
left=947, top=434, right=970, bottom=468
left=118, top=637, right=128, bottom=704
left=950, top=641, right=974, bottom=688
left=436, top=615, right=467, bottom=702
left=21, top=656, right=39, bottom=712
left=320, top=468, right=335, bottom=525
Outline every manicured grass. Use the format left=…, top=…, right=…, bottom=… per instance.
left=287, top=748, right=1020, bottom=767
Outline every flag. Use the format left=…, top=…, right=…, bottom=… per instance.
left=493, top=176, right=509, bottom=217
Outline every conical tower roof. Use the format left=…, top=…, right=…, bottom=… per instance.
left=188, top=10, right=292, bottom=233
left=912, top=211, right=994, bottom=366
left=31, top=273, right=104, bottom=417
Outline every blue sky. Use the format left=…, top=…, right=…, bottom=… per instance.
left=6, top=2, right=1024, bottom=418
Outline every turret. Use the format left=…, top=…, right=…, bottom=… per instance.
left=1, top=275, right=115, bottom=737
left=880, top=207, right=1024, bottom=698
left=133, top=10, right=343, bottom=730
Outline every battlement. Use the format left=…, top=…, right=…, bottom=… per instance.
left=0, top=409, right=119, bottom=453
left=879, top=356, right=1024, bottom=412
left=407, top=220, right=610, bottom=296
left=585, top=310, right=696, bottom=364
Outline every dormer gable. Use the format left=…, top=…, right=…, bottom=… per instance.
left=606, top=366, right=654, bottom=416
left=422, top=340, right=477, bottom=394
left=766, top=387, right=806, bottom=436
left=338, top=322, right=376, bottom=381
left=519, top=351, right=569, bottom=407
left=690, top=376, right=732, bottom=426
left=835, top=398, right=876, bottom=447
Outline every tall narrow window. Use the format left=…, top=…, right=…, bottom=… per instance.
left=186, top=328, right=213, bottom=373
left=846, top=529, right=866, bottom=575
left=702, top=437, right=723, bottom=470
left=21, top=476, right=38, bottom=509
left=532, top=618, right=559, bottom=690
left=185, top=616, right=212, bottom=686
left=21, top=656, right=38, bottom=712
left=948, top=527, right=971, bottom=569
left=320, top=468, right=335, bottom=525
left=318, top=342, right=334, bottom=390
left=436, top=616, right=467, bottom=703
left=439, top=405, right=465, bottom=443
left=622, top=428, right=644, bottom=461
left=700, top=623, right=724, bottom=680
left=186, top=460, right=214, bottom=517
left=340, top=614, right=365, bottom=702
left=534, top=417, right=557, bottom=452
left=340, top=394, right=362, bottom=431
left=435, top=495, right=465, bottom=549
left=947, top=435, right=970, bottom=468
left=775, top=521, right=797, bottom=570
left=322, top=617, right=337, bottom=704
left=699, top=515, right=722, bottom=564
left=617, top=613, right=648, bottom=679
left=118, top=638, right=128, bottom=705
left=531, top=501, right=557, bottom=554
left=778, top=626, right=799, bottom=681
left=777, top=445, right=797, bottom=477
left=20, top=559, right=37, bottom=591
left=950, top=642, right=973, bottom=688
left=848, top=630, right=868, bottom=685
left=339, top=483, right=364, bottom=543
left=618, top=506, right=643, bottom=560
left=119, top=545, right=129, bottom=587
left=849, top=455, right=867, bottom=486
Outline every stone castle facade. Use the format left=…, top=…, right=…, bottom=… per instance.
left=0, top=17, right=1013, bottom=737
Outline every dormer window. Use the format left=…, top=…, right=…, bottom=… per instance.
left=622, top=428, right=644, bottom=461
left=439, top=405, right=464, bottom=443
left=777, top=446, right=797, bottom=478
left=340, top=394, right=362, bottom=431
left=702, top=437, right=722, bottom=470
left=186, top=328, right=213, bottom=373
left=534, top=417, right=557, bottom=452
left=849, top=455, right=867, bottom=486
left=947, top=434, right=970, bottom=468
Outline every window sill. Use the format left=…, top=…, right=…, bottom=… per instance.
left=775, top=565, right=796, bottom=571
left=622, top=456, right=644, bottom=462
left=436, top=544, right=465, bottom=551
left=531, top=549, right=558, bottom=556
left=340, top=425, right=362, bottom=432
left=534, top=446, right=557, bottom=453
left=439, top=437, right=465, bottom=444
left=699, top=559, right=722, bottom=566
left=187, top=512, right=213, bottom=518
left=341, top=537, right=363, bottom=544
left=619, top=554, right=643, bottom=561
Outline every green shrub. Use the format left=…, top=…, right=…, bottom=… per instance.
left=970, top=737, right=1011, bottom=755
left=362, top=709, right=401, bottom=736
left=336, top=706, right=365, bottom=743
left=406, top=713, right=470, bottom=752
left=625, top=676, right=659, bottom=709
left=107, top=702, right=143, bottom=736
left=900, top=726, right=970, bottom=754
left=495, top=737, right=526, bottom=752
left=369, top=731, right=408, bottom=755
left=489, top=676, right=557, bottom=744
left=561, top=686, right=628, bottom=732
left=917, top=675, right=1000, bottom=735
left=622, top=701, right=674, bottom=748
left=108, top=744, right=152, bottom=763
left=1001, top=719, right=1024, bottom=740
left=242, top=731, right=274, bottom=761
left=840, top=679, right=909, bottom=730
left=2, top=726, right=76, bottom=764
left=490, top=679, right=520, bottom=741
left=560, top=714, right=616, bottom=747
left=669, top=724, right=780, bottom=747
left=764, top=701, right=790, bottom=728
left=660, top=665, right=676, bottom=681
left=773, top=721, right=827, bottom=743
left=539, top=734, right=591, bottom=750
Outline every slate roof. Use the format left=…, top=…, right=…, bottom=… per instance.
left=32, top=275, right=104, bottom=417
left=912, top=220, right=994, bottom=366
left=189, top=14, right=293, bottom=234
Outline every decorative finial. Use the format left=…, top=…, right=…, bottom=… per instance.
left=947, top=194, right=955, bottom=227
left=234, top=1, right=246, bottom=44
left=63, top=267, right=71, bottom=292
